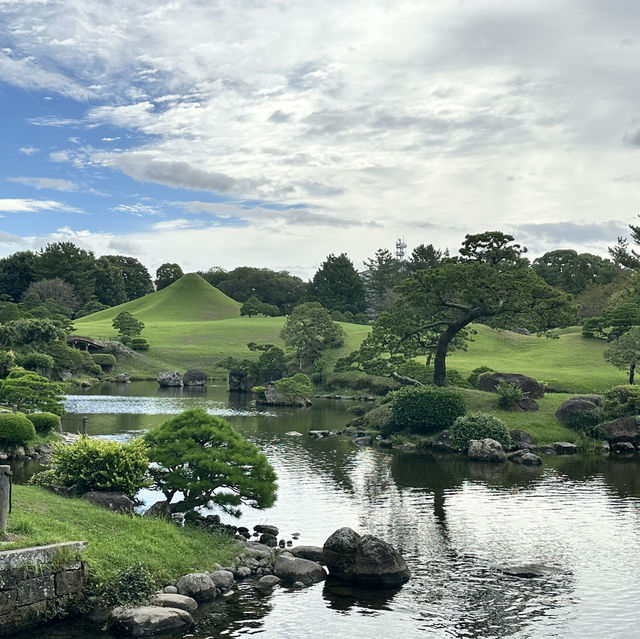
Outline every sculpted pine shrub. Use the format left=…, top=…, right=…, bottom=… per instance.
left=26, top=412, right=61, bottom=434
left=601, top=385, right=640, bottom=419
left=0, top=413, right=36, bottom=446
left=92, top=353, right=117, bottom=369
left=450, top=413, right=511, bottom=451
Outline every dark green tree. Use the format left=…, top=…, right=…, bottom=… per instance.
left=582, top=302, right=640, bottom=339
left=0, top=318, right=65, bottom=349
left=240, top=295, right=263, bottom=317
left=100, top=256, right=154, bottom=301
left=604, top=327, right=640, bottom=384
left=94, top=256, right=127, bottom=307
left=22, top=278, right=79, bottom=317
left=144, top=408, right=277, bottom=515
left=35, top=242, right=97, bottom=304
left=0, top=251, right=37, bottom=301
left=309, top=254, right=366, bottom=314
left=155, top=263, right=184, bottom=290
left=0, top=368, right=65, bottom=415
left=281, top=302, right=345, bottom=368
left=362, top=248, right=403, bottom=316
left=112, top=311, right=145, bottom=341
left=407, top=243, right=445, bottom=272
left=349, top=232, right=574, bottom=387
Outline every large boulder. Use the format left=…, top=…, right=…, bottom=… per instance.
left=322, top=527, right=411, bottom=587
left=263, top=384, right=311, bottom=407
left=509, top=430, right=534, bottom=449
left=176, top=573, right=217, bottom=602
left=596, top=417, right=639, bottom=443
left=114, top=373, right=131, bottom=383
left=273, top=555, right=326, bottom=586
left=81, top=491, right=134, bottom=514
left=467, top=438, right=507, bottom=463
left=150, top=593, right=198, bottom=613
left=111, top=605, right=192, bottom=636
left=157, top=371, right=183, bottom=387
left=209, top=570, right=235, bottom=591
left=290, top=546, right=325, bottom=564
left=477, top=372, right=545, bottom=399
left=183, top=369, right=207, bottom=386
left=228, top=371, right=257, bottom=393
left=555, top=398, right=599, bottom=425
left=346, top=403, right=393, bottom=432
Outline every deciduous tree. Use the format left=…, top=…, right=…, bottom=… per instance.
left=155, top=263, right=184, bottom=290
left=604, top=327, right=640, bottom=384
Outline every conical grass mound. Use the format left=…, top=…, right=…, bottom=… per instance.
left=79, top=273, right=241, bottom=323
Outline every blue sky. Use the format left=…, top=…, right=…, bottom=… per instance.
left=1, top=1, right=639, bottom=277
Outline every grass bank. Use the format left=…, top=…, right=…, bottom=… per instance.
left=4, top=486, right=238, bottom=585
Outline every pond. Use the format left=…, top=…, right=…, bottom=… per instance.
left=17, top=382, right=640, bottom=639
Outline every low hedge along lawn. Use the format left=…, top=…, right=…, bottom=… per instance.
left=0, top=413, right=36, bottom=445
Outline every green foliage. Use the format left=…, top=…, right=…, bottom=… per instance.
left=241, top=296, right=280, bottom=318
left=251, top=385, right=266, bottom=398
left=388, top=386, right=466, bottom=436
left=272, top=372, right=313, bottom=397
left=145, top=408, right=277, bottom=516
left=76, top=299, right=109, bottom=318
left=0, top=350, right=15, bottom=378
left=407, top=243, right=445, bottom=272
left=324, top=372, right=399, bottom=395
left=26, top=412, right=61, bottom=434
left=0, top=368, right=65, bottom=415
left=113, top=311, right=145, bottom=340
left=496, top=382, right=524, bottom=409
left=601, top=385, right=640, bottom=419
left=346, top=404, right=367, bottom=416
left=15, top=352, right=55, bottom=374
left=582, top=302, right=640, bottom=339
left=94, top=256, right=128, bottom=307
left=309, top=253, right=367, bottom=314
left=562, top=408, right=605, bottom=433
left=603, top=326, right=640, bottom=383
left=0, top=413, right=36, bottom=445
left=445, top=368, right=472, bottom=388
left=450, top=412, right=511, bottom=451
left=281, top=302, right=345, bottom=367
left=397, top=360, right=434, bottom=385
left=362, top=248, right=403, bottom=317
left=99, top=255, right=154, bottom=301
left=27, top=468, right=60, bottom=487
left=155, top=263, right=184, bottom=291
left=23, top=278, right=79, bottom=317
left=51, top=436, right=150, bottom=496
left=130, top=337, right=150, bottom=351
left=0, top=318, right=65, bottom=348
left=43, top=342, right=95, bottom=378
left=100, top=562, right=157, bottom=608
left=254, top=346, right=287, bottom=382
left=468, top=366, right=494, bottom=388
left=92, top=353, right=117, bottom=369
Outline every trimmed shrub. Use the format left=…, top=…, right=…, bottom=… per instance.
left=26, top=411, right=61, bottom=434
left=387, top=386, right=466, bottom=436
left=601, top=385, right=640, bottom=419
left=563, top=408, right=605, bottom=433
left=92, top=353, right=117, bottom=369
left=496, top=382, right=524, bottom=409
left=0, top=413, right=36, bottom=445
left=15, top=352, right=54, bottom=373
left=0, top=368, right=65, bottom=415
left=129, top=337, right=149, bottom=351
left=51, top=436, right=150, bottom=496
left=467, top=366, right=494, bottom=389
left=445, top=368, right=472, bottom=389
left=347, top=404, right=367, bottom=417
left=450, top=413, right=511, bottom=451
left=397, top=360, right=434, bottom=385
left=273, top=373, right=313, bottom=398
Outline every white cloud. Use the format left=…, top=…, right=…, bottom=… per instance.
left=18, top=146, right=38, bottom=156
left=8, top=177, right=77, bottom=191
left=0, top=199, right=81, bottom=213
left=112, top=203, right=161, bottom=217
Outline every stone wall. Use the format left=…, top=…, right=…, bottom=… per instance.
left=0, top=541, right=88, bottom=636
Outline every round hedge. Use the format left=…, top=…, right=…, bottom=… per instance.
left=92, top=353, right=117, bottom=369
left=0, top=413, right=36, bottom=445
left=26, top=411, right=61, bottom=434
left=450, top=412, right=511, bottom=451
left=387, top=386, right=466, bottom=436
left=130, top=337, right=149, bottom=351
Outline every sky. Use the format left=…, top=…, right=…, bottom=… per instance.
left=1, top=0, right=639, bottom=279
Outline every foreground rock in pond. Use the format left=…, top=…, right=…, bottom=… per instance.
left=467, top=438, right=507, bottom=463
left=273, top=555, right=326, bottom=586
left=596, top=417, right=639, bottom=443
left=255, top=575, right=281, bottom=592
left=508, top=450, right=543, bottom=467
left=150, top=593, right=198, bottom=613
left=157, top=370, right=183, bottom=387
left=290, top=545, right=325, bottom=564
left=323, top=527, right=411, bottom=587
left=111, top=605, right=193, bottom=636
left=176, top=573, right=217, bottom=601
left=183, top=369, right=207, bottom=386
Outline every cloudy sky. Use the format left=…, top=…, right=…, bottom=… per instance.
left=1, top=0, right=639, bottom=277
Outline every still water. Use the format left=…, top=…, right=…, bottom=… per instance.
left=22, top=382, right=640, bottom=638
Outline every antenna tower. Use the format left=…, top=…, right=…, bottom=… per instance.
left=395, top=237, right=407, bottom=260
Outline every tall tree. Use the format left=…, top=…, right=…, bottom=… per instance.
left=604, top=327, right=640, bottom=384
left=155, top=263, right=184, bottom=290
left=94, top=256, right=127, bottom=307
left=362, top=249, right=403, bottom=316
left=100, top=256, right=154, bottom=301
left=309, top=254, right=366, bottom=314
left=407, top=244, right=445, bottom=273
left=35, top=242, right=97, bottom=304
left=350, top=232, right=575, bottom=386
left=0, top=251, right=38, bottom=301
left=22, top=278, right=79, bottom=317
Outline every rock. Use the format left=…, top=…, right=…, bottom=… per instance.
left=262, top=383, right=311, bottom=407
left=254, top=524, right=279, bottom=536
left=537, top=445, right=557, bottom=455
left=467, top=439, right=507, bottom=463
left=477, top=372, right=545, bottom=398
left=183, top=369, right=207, bottom=386
left=144, top=500, right=173, bottom=519
left=571, top=394, right=602, bottom=406
left=511, top=451, right=543, bottom=466
left=352, top=436, right=373, bottom=446
left=308, top=430, right=329, bottom=439
left=81, top=491, right=134, bottom=514
left=285, top=431, right=303, bottom=436
left=554, top=442, right=578, bottom=455
left=290, top=545, right=325, bottom=564
left=346, top=403, right=394, bottom=433
left=596, top=417, right=639, bottom=443
left=501, top=564, right=559, bottom=578
left=555, top=398, right=599, bottom=425
left=291, top=581, right=305, bottom=589
left=157, top=371, right=183, bottom=387
left=255, top=575, right=281, bottom=591
left=515, top=398, right=539, bottom=411
left=114, top=373, right=131, bottom=383
left=432, top=430, right=455, bottom=452
left=111, top=605, right=192, bottom=635
left=273, top=555, right=326, bottom=586
left=163, top=586, right=178, bottom=594
left=240, top=542, right=274, bottom=560
left=10, top=447, right=25, bottom=460
left=259, top=533, right=277, bottom=547
left=176, top=573, right=217, bottom=602
left=601, top=440, right=610, bottom=453
left=613, top=441, right=635, bottom=454
left=509, top=430, right=534, bottom=449
left=236, top=566, right=252, bottom=579
left=210, top=570, right=235, bottom=590
left=323, top=527, right=411, bottom=587
left=150, top=593, right=198, bottom=613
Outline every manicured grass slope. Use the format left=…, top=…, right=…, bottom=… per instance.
left=5, top=486, right=238, bottom=584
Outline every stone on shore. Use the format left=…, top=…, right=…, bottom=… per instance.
left=176, top=573, right=217, bottom=601
left=209, top=570, right=235, bottom=591
left=467, top=438, right=507, bottom=463
left=111, top=605, right=192, bottom=636
left=290, top=546, right=325, bottom=564
left=255, top=575, right=281, bottom=591
left=183, top=369, right=207, bottom=386
left=273, top=555, right=326, bottom=586
left=150, top=593, right=198, bottom=613
left=596, top=417, right=639, bottom=443
left=323, top=527, right=410, bottom=587
left=81, top=491, right=134, bottom=514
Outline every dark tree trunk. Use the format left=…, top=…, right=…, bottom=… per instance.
left=629, top=363, right=635, bottom=385
left=433, top=310, right=482, bottom=387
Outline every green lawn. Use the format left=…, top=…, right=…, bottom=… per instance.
left=5, top=486, right=238, bottom=585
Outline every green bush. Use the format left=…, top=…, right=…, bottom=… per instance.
left=92, top=353, right=117, bottom=369
left=0, top=368, right=65, bottom=415
left=51, top=436, right=150, bottom=496
left=273, top=373, right=313, bottom=397
left=496, top=382, right=524, bottom=409
left=101, top=562, right=157, bottom=608
left=15, top=352, right=54, bottom=373
left=467, top=366, right=494, bottom=388
left=397, top=360, right=434, bottom=385
left=28, top=468, right=60, bottom=486
left=450, top=413, right=511, bottom=451
left=0, top=413, right=36, bottom=445
left=129, top=337, right=150, bottom=351
left=26, top=411, right=61, bottom=434
left=0, top=350, right=15, bottom=378
left=251, top=385, right=266, bottom=399
left=563, top=408, right=606, bottom=433
left=347, top=404, right=367, bottom=417
left=387, top=386, right=466, bottom=436
left=601, top=385, right=640, bottom=419
left=309, top=372, right=323, bottom=385
left=445, top=368, right=472, bottom=389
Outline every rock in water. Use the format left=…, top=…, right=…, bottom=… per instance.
left=111, top=605, right=192, bottom=635
left=273, top=555, right=326, bottom=586
left=467, top=438, right=507, bottom=463
left=183, top=369, right=207, bottom=386
left=176, top=573, right=216, bottom=601
left=157, top=371, right=183, bottom=387
left=323, top=527, right=411, bottom=587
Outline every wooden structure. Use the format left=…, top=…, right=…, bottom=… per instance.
left=66, top=335, right=104, bottom=352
